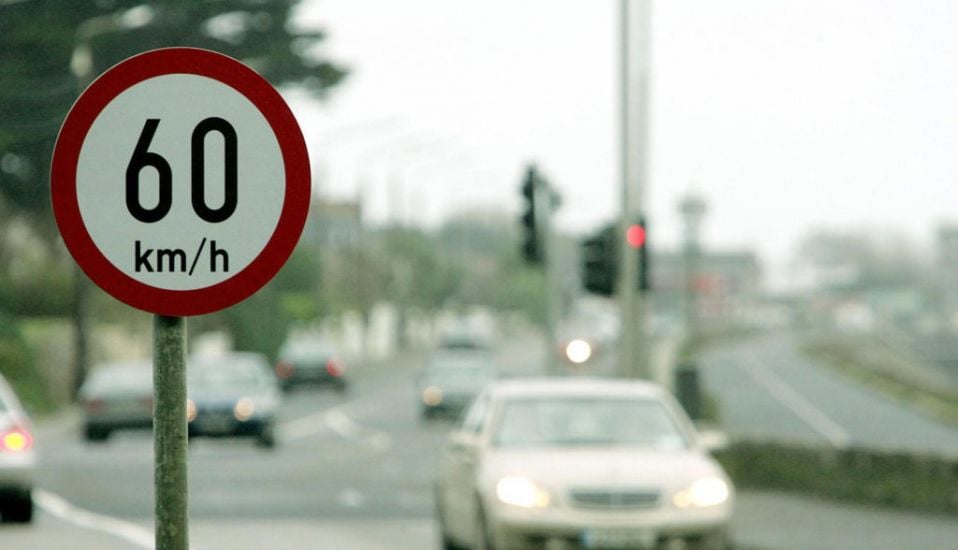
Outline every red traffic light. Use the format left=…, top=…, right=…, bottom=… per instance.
left=626, top=224, right=646, bottom=248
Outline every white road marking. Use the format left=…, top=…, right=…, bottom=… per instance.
left=34, top=489, right=156, bottom=549
left=277, top=387, right=397, bottom=450
left=739, top=356, right=850, bottom=448
left=325, top=409, right=394, bottom=451
left=277, top=404, right=345, bottom=440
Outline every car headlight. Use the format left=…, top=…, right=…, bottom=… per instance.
left=672, top=477, right=730, bottom=508
left=186, top=399, right=197, bottom=422
left=422, top=386, right=443, bottom=406
left=233, top=398, right=255, bottom=421
left=496, top=476, right=551, bottom=508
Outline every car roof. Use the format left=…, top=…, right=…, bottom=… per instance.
left=486, top=377, right=669, bottom=400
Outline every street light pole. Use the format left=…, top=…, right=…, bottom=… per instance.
left=619, top=0, right=652, bottom=379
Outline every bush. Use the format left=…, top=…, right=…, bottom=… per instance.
left=714, top=439, right=958, bottom=513
left=0, top=310, right=52, bottom=414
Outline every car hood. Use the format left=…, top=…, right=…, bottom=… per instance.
left=480, top=447, right=727, bottom=493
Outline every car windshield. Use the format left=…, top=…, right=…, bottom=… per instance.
left=425, top=365, right=494, bottom=385
left=189, top=356, right=271, bottom=391
left=84, top=366, right=152, bottom=394
left=190, top=367, right=265, bottom=391
left=282, top=343, right=334, bottom=362
left=493, top=396, right=689, bottom=449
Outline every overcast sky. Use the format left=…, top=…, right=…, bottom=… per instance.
left=290, top=0, right=958, bottom=283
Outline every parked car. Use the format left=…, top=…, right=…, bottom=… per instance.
left=436, top=378, right=734, bottom=550
left=0, top=373, right=35, bottom=523
left=274, top=338, right=348, bottom=392
left=187, top=352, right=281, bottom=448
left=417, top=350, right=498, bottom=420
left=78, top=360, right=153, bottom=442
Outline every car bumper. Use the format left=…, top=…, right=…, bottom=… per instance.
left=0, top=454, right=36, bottom=492
left=487, top=502, right=733, bottom=550
left=85, top=416, right=153, bottom=431
left=280, top=366, right=345, bottom=384
left=189, top=414, right=272, bottom=437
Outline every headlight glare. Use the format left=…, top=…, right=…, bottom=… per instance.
left=673, top=477, right=730, bottom=508
left=496, top=476, right=551, bottom=508
left=422, top=386, right=443, bottom=406
left=233, top=398, right=255, bottom=421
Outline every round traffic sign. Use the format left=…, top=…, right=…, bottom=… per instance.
left=52, top=48, right=310, bottom=316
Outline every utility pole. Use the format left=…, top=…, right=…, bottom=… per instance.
left=619, top=0, right=652, bottom=379
left=680, top=193, right=707, bottom=349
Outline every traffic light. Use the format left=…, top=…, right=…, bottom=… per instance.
left=519, top=166, right=541, bottom=264
left=581, top=224, right=618, bottom=295
left=629, top=217, right=651, bottom=292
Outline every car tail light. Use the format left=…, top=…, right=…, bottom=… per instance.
left=275, top=361, right=295, bottom=379
left=0, top=426, right=33, bottom=453
left=326, top=359, right=343, bottom=377
left=141, top=396, right=154, bottom=411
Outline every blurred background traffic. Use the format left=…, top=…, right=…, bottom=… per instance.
left=2, top=1, right=958, bottom=549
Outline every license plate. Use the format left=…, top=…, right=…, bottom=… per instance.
left=581, top=529, right=656, bottom=549
left=196, top=415, right=234, bottom=434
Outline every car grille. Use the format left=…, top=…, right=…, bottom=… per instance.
left=568, top=488, right=662, bottom=509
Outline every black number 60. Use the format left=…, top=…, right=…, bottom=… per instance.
left=126, top=117, right=238, bottom=223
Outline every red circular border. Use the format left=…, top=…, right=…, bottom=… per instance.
left=51, top=48, right=311, bottom=316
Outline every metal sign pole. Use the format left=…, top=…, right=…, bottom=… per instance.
left=153, top=315, right=188, bottom=550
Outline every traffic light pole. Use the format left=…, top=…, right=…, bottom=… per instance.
left=618, top=0, right=652, bottom=380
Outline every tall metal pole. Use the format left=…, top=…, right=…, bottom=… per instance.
left=154, top=315, right=189, bottom=550
left=619, top=0, right=652, bottom=379
left=541, top=183, right=561, bottom=376
left=680, top=194, right=707, bottom=349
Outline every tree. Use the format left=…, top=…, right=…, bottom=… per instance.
left=0, top=0, right=347, bottom=394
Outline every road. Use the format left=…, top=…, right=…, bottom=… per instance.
left=4, top=334, right=958, bottom=549
left=700, top=331, right=958, bottom=454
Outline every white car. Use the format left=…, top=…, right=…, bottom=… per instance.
left=436, top=378, right=733, bottom=550
left=0, top=373, right=35, bottom=522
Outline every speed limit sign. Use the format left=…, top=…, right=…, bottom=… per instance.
left=52, top=48, right=310, bottom=316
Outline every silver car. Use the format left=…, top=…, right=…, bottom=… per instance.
left=436, top=378, right=734, bottom=550
left=78, top=360, right=154, bottom=442
left=0, top=373, right=35, bottom=522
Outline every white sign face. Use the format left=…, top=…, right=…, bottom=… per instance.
left=76, top=74, right=285, bottom=290
left=52, top=48, right=311, bottom=316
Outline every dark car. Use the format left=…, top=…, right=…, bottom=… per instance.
left=78, top=360, right=154, bottom=442
left=417, top=350, right=498, bottom=419
left=274, top=338, right=348, bottom=392
left=187, top=352, right=281, bottom=448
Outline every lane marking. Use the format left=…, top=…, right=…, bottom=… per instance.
left=739, top=356, right=850, bottom=448
left=325, top=409, right=394, bottom=451
left=277, top=386, right=399, bottom=450
left=34, top=489, right=155, bottom=549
